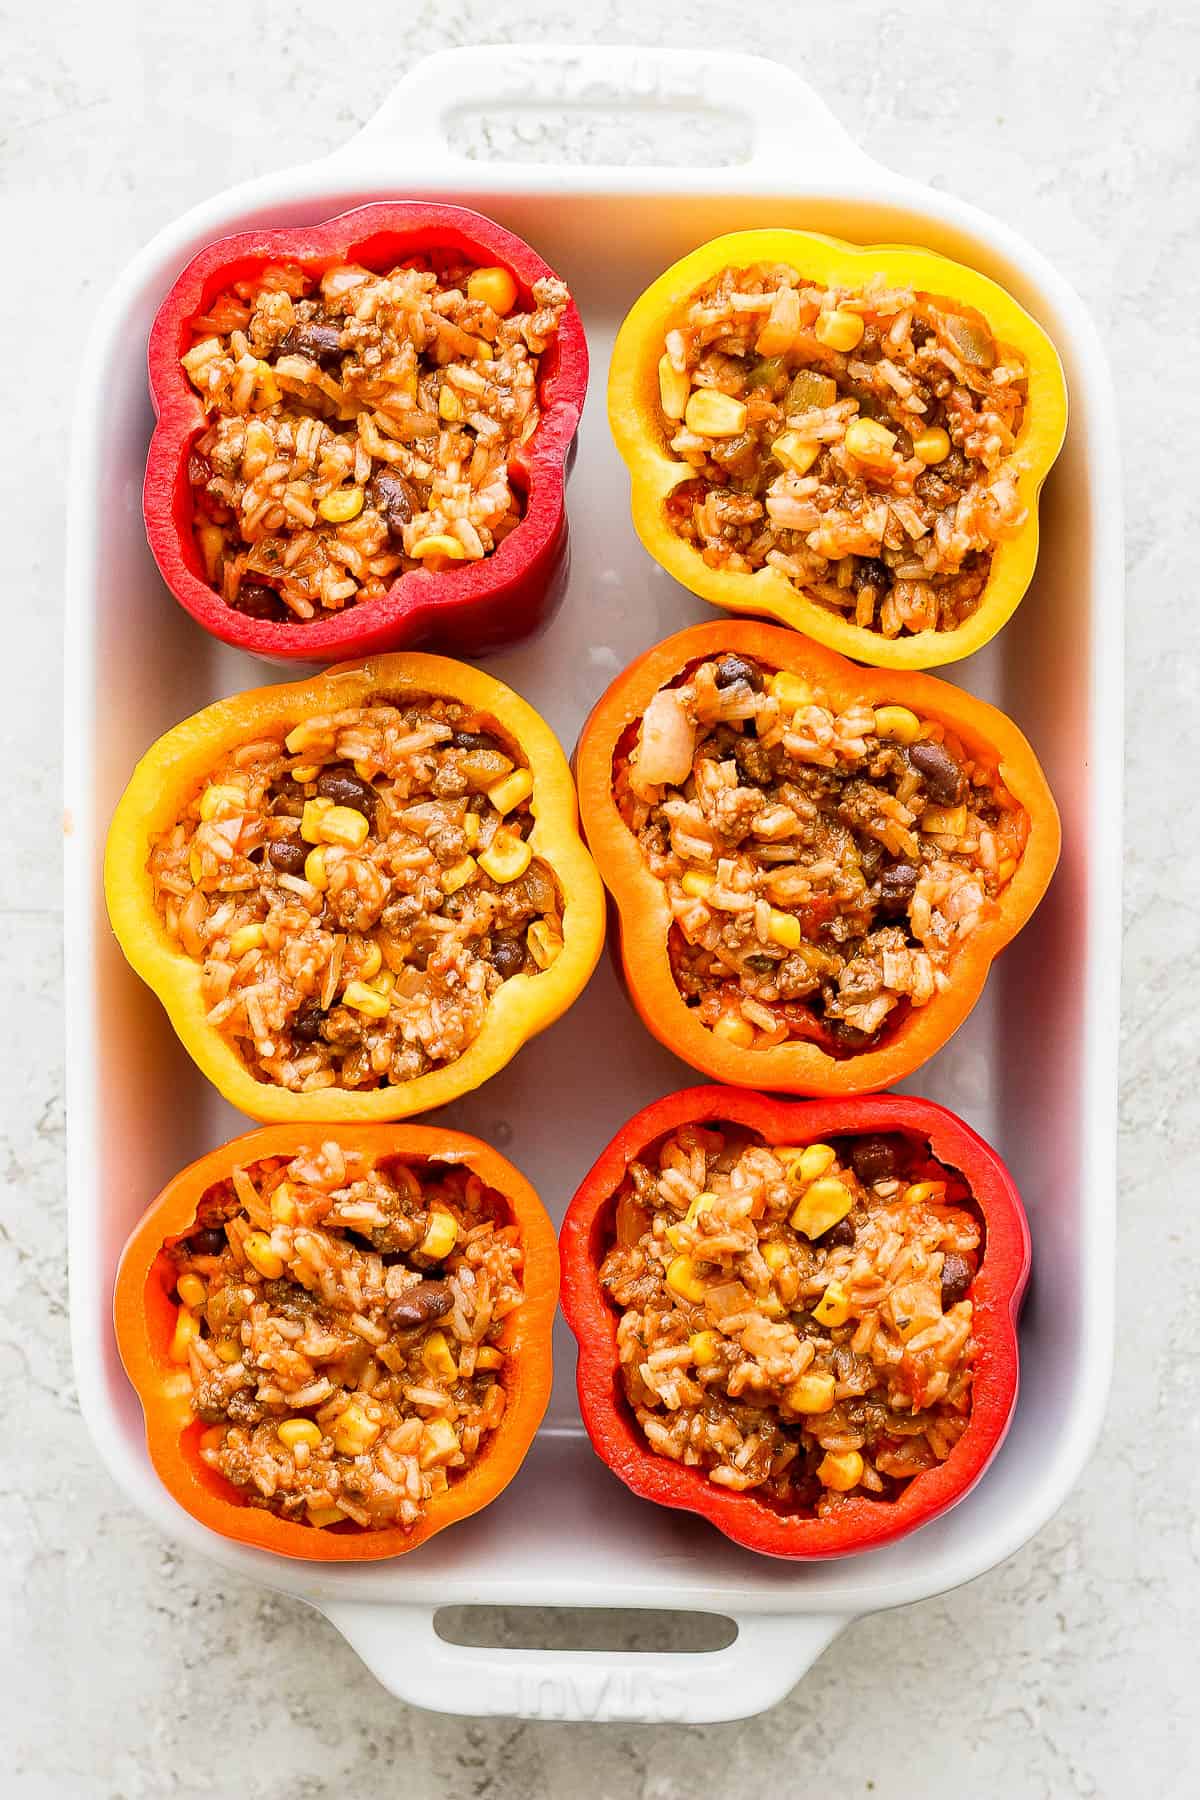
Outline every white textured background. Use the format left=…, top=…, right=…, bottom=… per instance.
left=4, top=2, right=1197, bottom=1794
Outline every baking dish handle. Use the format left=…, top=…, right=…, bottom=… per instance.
left=339, top=44, right=874, bottom=179
left=322, top=1601, right=845, bottom=1723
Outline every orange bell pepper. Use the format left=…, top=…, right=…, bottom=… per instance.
left=575, top=621, right=1060, bottom=1094
left=115, top=1123, right=558, bottom=1561
left=608, top=228, right=1067, bottom=669
left=104, top=653, right=605, bottom=1122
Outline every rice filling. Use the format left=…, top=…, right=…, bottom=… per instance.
left=149, top=696, right=563, bottom=1090
left=170, top=1144, right=524, bottom=1531
left=600, top=1123, right=979, bottom=1511
left=658, top=262, right=1028, bottom=637
left=615, top=654, right=1027, bottom=1053
left=182, top=256, right=568, bottom=620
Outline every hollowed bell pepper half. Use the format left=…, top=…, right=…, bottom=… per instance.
left=609, top=228, right=1066, bottom=669
left=560, top=1086, right=1030, bottom=1559
left=116, top=1123, right=558, bottom=1560
left=575, top=621, right=1059, bottom=1094
left=145, top=201, right=588, bottom=662
left=104, top=652, right=605, bottom=1122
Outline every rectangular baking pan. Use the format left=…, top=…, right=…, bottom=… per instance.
left=64, top=44, right=1121, bottom=1723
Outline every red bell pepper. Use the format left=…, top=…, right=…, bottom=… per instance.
left=559, top=1085, right=1030, bottom=1559
left=144, top=202, right=588, bottom=662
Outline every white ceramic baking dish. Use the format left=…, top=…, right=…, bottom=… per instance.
left=64, top=44, right=1121, bottom=1723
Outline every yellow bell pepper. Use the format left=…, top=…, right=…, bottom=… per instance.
left=608, top=228, right=1067, bottom=670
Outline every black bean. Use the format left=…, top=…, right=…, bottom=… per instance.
left=278, top=322, right=344, bottom=366
left=851, top=556, right=892, bottom=595
left=452, top=730, right=500, bottom=753
left=909, top=739, right=963, bottom=805
left=229, top=580, right=288, bottom=622
left=488, top=938, right=526, bottom=980
left=713, top=654, right=765, bottom=693
left=850, top=1136, right=901, bottom=1185
left=823, top=1217, right=856, bottom=1249
left=188, top=1226, right=227, bottom=1257
left=878, top=861, right=918, bottom=918
left=268, top=838, right=308, bottom=876
left=940, top=1252, right=974, bottom=1309
left=387, top=1280, right=453, bottom=1329
left=316, top=766, right=375, bottom=815
left=513, top=810, right=535, bottom=840
left=291, top=1001, right=326, bottom=1043
left=368, top=471, right=418, bottom=540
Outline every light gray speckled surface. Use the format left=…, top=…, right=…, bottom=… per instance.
left=4, top=2, right=1197, bottom=1793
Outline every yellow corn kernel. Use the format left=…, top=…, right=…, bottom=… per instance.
left=790, top=1177, right=853, bottom=1239
left=353, top=759, right=376, bottom=781
left=768, top=671, right=811, bottom=708
left=467, top=265, right=519, bottom=315
left=199, top=783, right=244, bottom=822
left=767, top=908, right=802, bottom=951
left=813, top=1279, right=852, bottom=1327
left=814, top=308, right=865, bottom=352
left=713, top=1013, right=755, bottom=1049
left=689, top=1329, right=722, bottom=1367
left=190, top=846, right=203, bottom=882
left=681, top=870, right=716, bottom=899
left=665, top=1255, right=708, bottom=1304
left=463, top=811, right=481, bottom=848
left=229, top=923, right=265, bottom=958
left=922, top=804, right=968, bottom=838
left=290, top=763, right=320, bottom=784
left=473, top=338, right=494, bottom=362
left=902, top=1180, right=949, bottom=1206
left=196, top=524, right=226, bottom=582
left=487, top=767, right=534, bottom=815
left=798, top=1142, right=837, bottom=1183
left=255, top=362, right=281, bottom=404
left=658, top=352, right=691, bottom=420
left=817, top=1449, right=864, bottom=1492
left=762, top=1242, right=791, bottom=1274
left=684, top=389, right=748, bottom=438
left=198, top=1425, right=226, bottom=1454
left=419, top=1416, right=461, bottom=1470
left=354, top=941, right=382, bottom=982
left=873, top=704, right=922, bottom=745
left=479, top=831, right=532, bottom=884
left=319, top=805, right=370, bottom=850
left=215, top=1337, right=242, bottom=1364
left=913, top=425, right=951, bottom=465
left=771, top=431, right=821, bottom=476
left=284, top=720, right=331, bottom=756
left=306, top=1504, right=347, bottom=1528
left=317, top=486, right=365, bottom=524
left=300, top=797, right=334, bottom=844
left=420, top=1209, right=459, bottom=1260
left=342, top=979, right=390, bottom=1020
left=271, top=1182, right=298, bottom=1225
left=169, top=1307, right=200, bottom=1363
left=411, top=533, right=468, bottom=560
left=785, top=1371, right=837, bottom=1413
left=244, top=1232, right=284, bottom=1280
left=277, top=1418, right=322, bottom=1451
left=332, top=1401, right=380, bottom=1457
left=666, top=1189, right=716, bottom=1251
left=526, top=919, right=562, bottom=970
left=438, top=383, right=462, bottom=423
left=422, top=1329, right=459, bottom=1382
left=304, top=846, right=328, bottom=891
left=843, top=417, right=898, bottom=464
left=176, top=1273, right=207, bottom=1310
left=441, top=855, right=477, bottom=895
left=475, top=1345, right=505, bottom=1371
left=370, top=968, right=397, bottom=995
